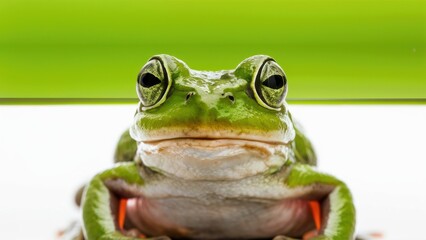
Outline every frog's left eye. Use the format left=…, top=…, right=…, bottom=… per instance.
left=251, top=60, right=287, bottom=110
left=136, top=58, right=171, bottom=110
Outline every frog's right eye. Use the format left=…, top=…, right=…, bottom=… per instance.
left=136, top=58, right=171, bottom=109
left=251, top=60, right=287, bottom=110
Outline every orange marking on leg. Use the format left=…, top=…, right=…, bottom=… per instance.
left=308, top=200, right=321, bottom=231
left=118, top=198, right=127, bottom=230
left=303, top=229, right=319, bottom=240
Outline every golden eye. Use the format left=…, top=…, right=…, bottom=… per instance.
left=252, top=60, right=287, bottom=109
left=136, top=58, right=171, bottom=109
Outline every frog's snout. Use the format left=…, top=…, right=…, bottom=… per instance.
left=221, top=92, right=235, bottom=104
left=185, top=92, right=196, bottom=102
left=184, top=91, right=235, bottom=104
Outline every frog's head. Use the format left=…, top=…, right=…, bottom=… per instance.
left=130, top=55, right=295, bottom=180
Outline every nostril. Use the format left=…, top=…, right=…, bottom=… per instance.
left=222, top=92, right=235, bottom=103
left=186, top=92, right=195, bottom=102
left=228, top=95, right=235, bottom=102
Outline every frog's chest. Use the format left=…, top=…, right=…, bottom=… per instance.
left=125, top=179, right=315, bottom=239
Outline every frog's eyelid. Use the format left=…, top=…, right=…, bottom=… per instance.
left=136, top=102, right=143, bottom=113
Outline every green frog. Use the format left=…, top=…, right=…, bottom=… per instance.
left=80, top=55, right=355, bottom=240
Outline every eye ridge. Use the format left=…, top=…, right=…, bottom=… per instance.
left=138, top=73, right=161, bottom=88
left=262, top=75, right=285, bottom=89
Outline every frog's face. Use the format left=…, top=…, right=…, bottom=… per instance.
left=131, top=54, right=295, bottom=143
left=130, top=55, right=295, bottom=180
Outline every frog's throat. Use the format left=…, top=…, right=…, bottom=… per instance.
left=137, top=138, right=291, bottom=180
left=105, top=173, right=334, bottom=239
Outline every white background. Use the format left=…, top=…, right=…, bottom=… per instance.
left=0, top=105, right=425, bottom=240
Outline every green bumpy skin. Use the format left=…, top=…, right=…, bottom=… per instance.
left=81, top=55, right=355, bottom=240
left=82, top=163, right=143, bottom=240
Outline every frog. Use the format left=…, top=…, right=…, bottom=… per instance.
left=80, top=54, right=356, bottom=240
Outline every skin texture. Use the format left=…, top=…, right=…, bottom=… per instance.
left=81, top=55, right=355, bottom=240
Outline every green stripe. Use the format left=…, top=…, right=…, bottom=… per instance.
left=1, top=98, right=425, bottom=105
left=1, top=0, right=425, bottom=101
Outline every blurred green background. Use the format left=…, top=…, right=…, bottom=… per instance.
left=0, top=0, right=425, bottom=102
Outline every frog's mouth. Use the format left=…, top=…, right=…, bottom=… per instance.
left=130, top=120, right=296, bottom=146
left=137, top=138, right=291, bottom=180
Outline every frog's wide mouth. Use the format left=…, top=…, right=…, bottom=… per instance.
left=142, top=136, right=286, bottom=145
left=130, top=123, right=296, bottom=145
left=137, top=138, right=291, bottom=180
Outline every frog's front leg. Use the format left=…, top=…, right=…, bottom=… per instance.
left=308, top=184, right=354, bottom=240
left=82, top=162, right=169, bottom=240
left=284, top=164, right=356, bottom=240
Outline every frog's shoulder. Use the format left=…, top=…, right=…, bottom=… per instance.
left=114, top=129, right=138, bottom=163
left=291, top=117, right=317, bottom=166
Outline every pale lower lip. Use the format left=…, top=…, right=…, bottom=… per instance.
left=137, top=138, right=290, bottom=180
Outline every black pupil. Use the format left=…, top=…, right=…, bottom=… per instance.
left=262, top=75, right=285, bottom=89
left=139, top=73, right=161, bottom=88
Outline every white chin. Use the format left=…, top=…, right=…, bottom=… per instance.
left=138, top=139, right=290, bottom=180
